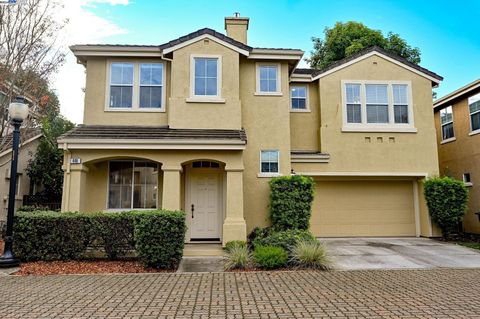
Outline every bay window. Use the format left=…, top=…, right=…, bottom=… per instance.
left=108, top=161, right=158, bottom=210
left=343, top=81, right=414, bottom=131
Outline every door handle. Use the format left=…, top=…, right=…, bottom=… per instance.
left=191, top=204, right=194, bottom=218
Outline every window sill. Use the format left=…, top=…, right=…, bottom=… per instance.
left=254, top=92, right=283, bottom=96
left=469, top=129, right=480, bottom=136
left=186, top=97, right=226, bottom=104
left=341, top=126, right=417, bottom=133
left=464, top=182, right=473, bottom=187
left=105, top=107, right=166, bottom=113
left=257, top=173, right=282, bottom=178
left=440, top=137, right=456, bottom=144
left=290, top=108, right=311, bottom=113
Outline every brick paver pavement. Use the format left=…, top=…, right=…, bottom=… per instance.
left=0, top=269, right=479, bottom=318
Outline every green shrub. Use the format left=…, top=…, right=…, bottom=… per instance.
left=225, top=240, right=247, bottom=252
left=224, top=245, right=251, bottom=270
left=253, top=246, right=288, bottom=269
left=291, top=239, right=330, bottom=269
left=424, top=177, right=469, bottom=238
left=90, top=212, right=135, bottom=259
left=134, top=210, right=186, bottom=269
left=269, top=175, right=315, bottom=231
left=14, top=211, right=92, bottom=261
left=251, top=229, right=315, bottom=252
left=247, top=227, right=272, bottom=247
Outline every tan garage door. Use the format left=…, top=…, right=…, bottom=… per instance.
left=311, top=180, right=416, bottom=237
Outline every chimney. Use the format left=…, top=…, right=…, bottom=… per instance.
left=224, top=13, right=249, bottom=44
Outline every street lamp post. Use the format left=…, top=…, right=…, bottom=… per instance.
left=0, top=96, right=29, bottom=268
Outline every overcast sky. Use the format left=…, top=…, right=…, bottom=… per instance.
left=54, top=0, right=480, bottom=124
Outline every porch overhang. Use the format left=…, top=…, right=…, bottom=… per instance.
left=58, top=125, right=247, bottom=151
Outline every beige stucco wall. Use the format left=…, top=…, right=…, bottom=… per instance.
left=434, top=90, right=480, bottom=233
left=83, top=57, right=170, bottom=126
left=240, top=58, right=292, bottom=232
left=0, top=138, right=39, bottom=220
left=168, top=40, right=242, bottom=129
left=289, top=81, right=320, bottom=151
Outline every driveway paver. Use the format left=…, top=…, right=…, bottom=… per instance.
left=323, top=237, right=480, bottom=270
left=0, top=269, right=479, bottom=318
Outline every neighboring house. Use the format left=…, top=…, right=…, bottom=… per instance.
left=0, top=128, right=42, bottom=220
left=59, top=15, right=443, bottom=246
left=433, top=79, right=480, bottom=233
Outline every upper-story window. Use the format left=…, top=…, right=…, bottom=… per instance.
left=108, top=61, right=165, bottom=111
left=290, top=86, right=308, bottom=111
left=469, top=93, right=480, bottom=133
left=343, top=81, right=414, bottom=132
left=260, top=150, right=279, bottom=174
left=440, top=106, right=454, bottom=141
left=256, top=63, right=281, bottom=95
left=188, top=55, right=223, bottom=102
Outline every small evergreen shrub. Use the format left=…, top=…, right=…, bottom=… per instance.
left=224, top=245, right=251, bottom=270
left=90, top=212, right=135, bottom=259
left=269, top=175, right=315, bottom=231
left=251, top=229, right=315, bottom=252
left=225, top=240, right=247, bottom=252
left=134, top=210, right=186, bottom=269
left=291, top=239, right=330, bottom=269
left=253, top=246, right=288, bottom=269
left=424, top=177, right=468, bottom=238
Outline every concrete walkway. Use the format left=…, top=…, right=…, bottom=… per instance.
left=323, top=237, right=480, bottom=270
left=0, top=269, right=479, bottom=318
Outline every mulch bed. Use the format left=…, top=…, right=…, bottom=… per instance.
left=14, top=260, right=174, bottom=276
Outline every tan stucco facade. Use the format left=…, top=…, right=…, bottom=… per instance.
left=434, top=86, right=480, bottom=233
left=62, top=17, right=443, bottom=245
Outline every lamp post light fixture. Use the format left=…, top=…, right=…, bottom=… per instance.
left=0, top=96, right=28, bottom=268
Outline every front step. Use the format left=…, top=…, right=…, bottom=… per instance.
left=183, top=243, right=224, bottom=257
left=177, top=257, right=224, bottom=273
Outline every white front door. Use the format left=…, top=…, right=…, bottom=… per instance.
left=189, top=173, right=221, bottom=240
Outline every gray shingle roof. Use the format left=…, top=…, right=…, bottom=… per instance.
left=292, top=68, right=316, bottom=75
left=312, top=46, right=443, bottom=81
left=0, top=128, right=42, bottom=152
left=59, top=125, right=247, bottom=142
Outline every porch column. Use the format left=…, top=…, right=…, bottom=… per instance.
left=162, top=165, right=182, bottom=211
left=223, top=167, right=247, bottom=245
left=63, top=164, right=88, bottom=212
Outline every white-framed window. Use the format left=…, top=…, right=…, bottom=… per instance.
left=469, top=93, right=480, bottom=133
left=260, top=150, right=279, bottom=174
left=107, top=61, right=165, bottom=111
left=256, top=63, right=281, bottom=95
left=290, top=85, right=308, bottom=111
left=440, top=105, right=455, bottom=141
left=108, top=161, right=158, bottom=210
left=189, top=54, right=222, bottom=102
left=463, top=173, right=472, bottom=187
left=342, top=80, right=415, bottom=132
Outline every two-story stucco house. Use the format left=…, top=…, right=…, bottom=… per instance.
left=433, top=79, right=480, bottom=233
left=59, top=15, right=443, bottom=246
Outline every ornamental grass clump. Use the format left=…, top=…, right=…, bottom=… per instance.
left=291, top=239, right=330, bottom=270
left=224, top=245, right=251, bottom=270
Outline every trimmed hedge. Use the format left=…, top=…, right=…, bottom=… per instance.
left=269, top=175, right=315, bottom=231
left=424, top=177, right=468, bottom=238
left=253, top=246, right=288, bottom=269
left=13, top=210, right=186, bottom=268
left=250, top=228, right=315, bottom=253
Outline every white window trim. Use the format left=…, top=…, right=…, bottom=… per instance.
left=105, top=60, right=166, bottom=112
left=341, top=80, right=416, bottom=132
left=106, top=160, right=159, bottom=211
left=290, top=85, right=310, bottom=112
left=258, top=150, right=281, bottom=178
left=440, top=105, right=455, bottom=141
left=255, top=62, right=282, bottom=96
left=188, top=54, right=224, bottom=103
left=463, top=173, right=473, bottom=187
left=468, top=94, right=480, bottom=133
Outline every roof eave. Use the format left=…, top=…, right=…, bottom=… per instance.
left=433, top=79, right=480, bottom=110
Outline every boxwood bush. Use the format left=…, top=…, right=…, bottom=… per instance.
left=269, top=175, right=315, bottom=231
left=13, top=210, right=186, bottom=268
left=424, top=177, right=468, bottom=238
left=253, top=246, right=288, bottom=269
left=250, top=228, right=315, bottom=252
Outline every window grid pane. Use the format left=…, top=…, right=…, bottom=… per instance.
left=110, top=63, right=133, bottom=108
left=442, top=122, right=454, bottom=140
left=260, top=151, right=279, bottom=173
left=194, top=58, right=218, bottom=96
left=471, top=112, right=480, bottom=131
left=259, top=66, right=278, bottom=92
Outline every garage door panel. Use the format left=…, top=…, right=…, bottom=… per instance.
left=312, top=180, right=416, bottom=237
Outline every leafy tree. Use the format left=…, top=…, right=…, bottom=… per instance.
left=424, top=177, right=469, bottom=239
left=307, top=21, right=421, bottom=69
left=26, top=114, right=74, bottom=203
